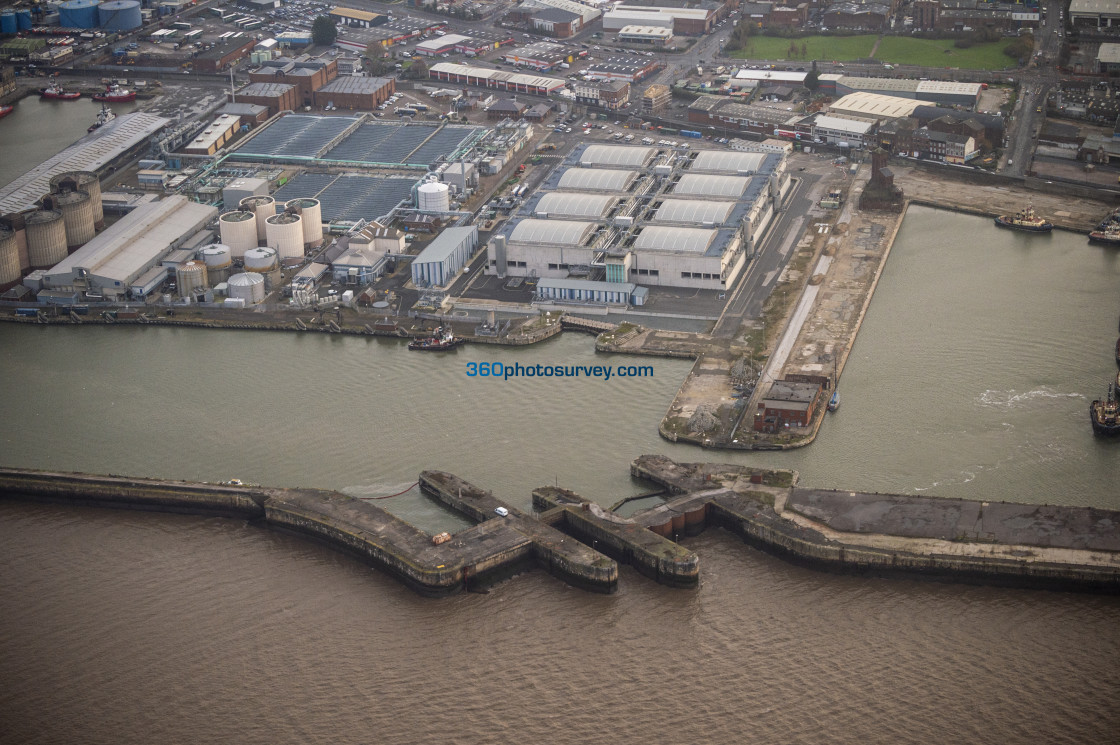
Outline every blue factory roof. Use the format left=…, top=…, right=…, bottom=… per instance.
left=273, top=173, right=416, bottom=223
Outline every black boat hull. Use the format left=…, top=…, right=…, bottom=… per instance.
left=994, top=217, right=1052, bottom=232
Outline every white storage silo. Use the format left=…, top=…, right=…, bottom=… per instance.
left=199, top=243, right=232, bottom=284
left=0, top=227, right=20, bottom=289
left=176, top=260, right=209, bottom=298
left=25, top=210, right=68, bottom=269
left=219, top=211, right=258, bottom=259
left=227, top=272, right=266, bottom=305
left=50, top=171, right=103, bottom=229
left=265, top=211, right=304, bottom=260
left=243, top=246, right=278, bottom=273
left=284, top=198, right=323, bottom=249
left=240, top=195, right=275, bottom=243
left=45, top=191, right=96, bottom=249
left=417, top=181, right=450, bottom=213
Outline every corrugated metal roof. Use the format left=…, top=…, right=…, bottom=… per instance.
left=413, top=225, right=478, bottom=264
left=672, top=173, right=748, bottom=198
left=557, top=167, right=637, bottom=191
left=0, top=112, right=169, bottom=213
left=45, top=196, right=217, bottom=285
left=829, top=92, right=923, bottom=119
left=634, top=225, right=716, bottom=254
left=509, top=218, right=595, bottom=245
left=653, top=199, right=733, bottom=225
left=690, top=150, right=767, bottom=174
left=579, top=144, right=655, bottom=167
left=535, top=192, right=617, bottom=218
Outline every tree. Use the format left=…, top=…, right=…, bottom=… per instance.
left=311, top=15, right=337, bottom=47
left=406, top=58, right=429, bottom=80
left=804, top=60, right=820, bottom=92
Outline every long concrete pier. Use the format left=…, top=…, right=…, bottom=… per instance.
left=0, top=468, right=610, bottom=596
left=3, top=462, right=1117, bottom=595
left=631, top=455, right=1120, bottom=592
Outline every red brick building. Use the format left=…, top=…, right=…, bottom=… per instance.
left=249, top=57, right=339, bottom=108
left=230, top=82, right=299, bottom=117
left=193, top=38, right=257, bottom=74
left=752, top=380, right=823, bottom=433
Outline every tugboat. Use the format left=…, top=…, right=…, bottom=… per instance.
left=408, top=326, right=464, bottom=351
left=994, top=204, right=1053, bottom=233
left=0, top=104, right=13, bottom=120
left=827, top=390, right=840, bottom=412
left=87, top=103, right=115, bottom=132
left=92, top=83, right=136, bottom=103
left=1090, top=384, right=1120, bottom=436
left=1088, top=226, right=1120, bottom=246
left=39, top=80, right=81, bottom=100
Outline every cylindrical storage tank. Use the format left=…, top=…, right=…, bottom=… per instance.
left=285, top=198, right=323, bottom=249
left=25, top=210, right=67, bottom=269
left=0, top=227, right=20, bottom=290
left=227, top=272, right=266, bottom=305
left=51, top=170, right=104, bottom=229
left=243, top=246, right=278, bottom=273
left=17, top=8, right=32, bottom=30
left=175, top=260, right=208, bottom=298
left=219, top=211, right=258, bottom=259
left=264, top=212, right=303, bottom=260
left=58, top=0, right=100, bottom=29
left=97, top=0, right=142, bottom=31
left=239, top=195, right=275, bottom=243
left=0, top=12, right=16, bottom=35
left=199, top=243, right=232, bottom=284
left=45, top=192, right=96, bottom=249
left=417, top=181, right=450, bottom=213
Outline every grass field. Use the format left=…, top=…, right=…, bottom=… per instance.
left=727, top=34, right=1021, bottom=70
left=873, top=36, right=1018, bottom=70
left=726, top=35, right=877, bottom=62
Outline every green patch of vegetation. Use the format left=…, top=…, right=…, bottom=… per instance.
left=727, top=34, right=877, bottom=62
left=762, top=470, right=795, bottom=489
left=873, top=36, right=1019, bottom=70
left=740, top=490, right=776, bottom=507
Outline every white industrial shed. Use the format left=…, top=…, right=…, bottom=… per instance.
left=534, top=192, right=618, bottom=219
left=40, top=196, right=218, bottom=301
left=410, top=225, right=479, bottom=288
left=653, top=199, right=734, bottom=225
left=579, top=145, right=657, bottom=168
left=557, top=168, right=638, bottom=191
left=634, top=226, right=717, bottom=254
left=690, top=150, right=767, bottom=174
left=509, top=218, right=596, bottom=245
left=672, top=174, right=750, bottom=198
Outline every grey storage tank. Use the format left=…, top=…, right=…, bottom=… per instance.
left=51, top=171, right=104, bottom=229
left=0, top=226, right=20, bottom=290
left=42, top=192, right=96, bottom=249
left=97, top=0, right=143, bottom=31
left=25, top=210, right=68, bottom=269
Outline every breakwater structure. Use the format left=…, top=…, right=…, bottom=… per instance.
left=630, top=455, right=1120, bottom=593
left=3, top=459, right=1119, bottom=595
left=0, top=466, right=618, bottom=596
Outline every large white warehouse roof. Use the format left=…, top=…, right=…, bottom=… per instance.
left=634, top=226, right=717, bottom=254
left=672, top=174, right=749, bottom=199
left=509, top=218, right=596, bottom=245
left=579, top=145, right=656, bottom=168
left=534, top=192, right=618, bottom=219
left=653, top=199, right=734, bottom=225
left=0, top=112, right=169, bottom=213
left=557, top=168, right=638, bottom=192
left=690, top=150, right=767, bottom=174
left=44, top=196, right=217, bottom=286
left=828, top=92, right=924, bottom=120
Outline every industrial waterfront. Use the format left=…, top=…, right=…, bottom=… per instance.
left=3, top=1, right=1120, bottom=740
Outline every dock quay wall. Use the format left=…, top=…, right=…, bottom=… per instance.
left=532, top=487, right=700, bottom=588
left=708, top=496, right=1120, bottom=593
left=0, top=468, right=531, bottom=597
left=0, top=468, right=266, bottom=519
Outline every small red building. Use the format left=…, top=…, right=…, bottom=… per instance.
left=753, top=379, right=823, bottom=433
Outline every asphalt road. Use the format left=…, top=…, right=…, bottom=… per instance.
left=712, top=172, right=819, bottom=339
